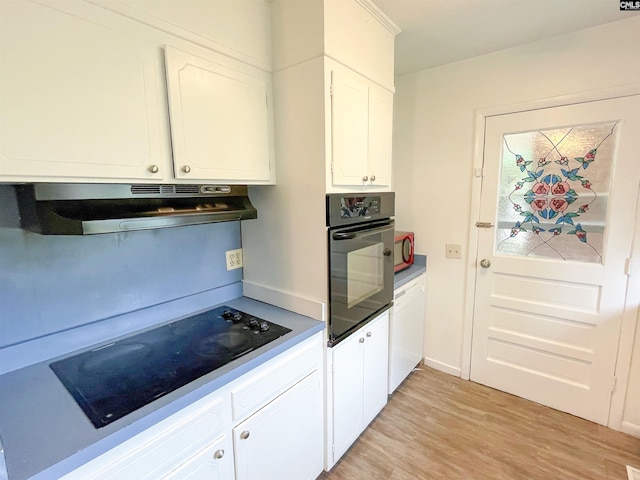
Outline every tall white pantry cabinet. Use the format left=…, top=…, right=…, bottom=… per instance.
left=242, top=0, right=400, bottom=472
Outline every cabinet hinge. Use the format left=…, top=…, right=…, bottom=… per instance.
left=474, top=168, right=483, bottom=178
left=330, top=84, right=334, bottom=96
left=612, top=376, right=618, bottom=393
left=625, top=258, right=633, bottom=276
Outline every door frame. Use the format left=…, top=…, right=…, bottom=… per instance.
left=460, top=82, right=640, bottom=431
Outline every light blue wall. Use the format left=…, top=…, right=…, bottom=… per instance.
left=0, top=185, right=242, bottom=349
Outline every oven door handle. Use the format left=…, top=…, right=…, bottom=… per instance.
left=336, top=223, right=394, bottom=240
left=332, top=232, right=357, bottom=240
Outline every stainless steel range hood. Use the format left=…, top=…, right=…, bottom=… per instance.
left=14, top=183, right=257, bottom=235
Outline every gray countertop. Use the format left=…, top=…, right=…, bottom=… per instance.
left=394, top=254, right=427, bottom=289
left=0, top=297, right=324, bottom=480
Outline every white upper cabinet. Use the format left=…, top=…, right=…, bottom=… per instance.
left=0, top=0, right=275, bottom=185
left=367, top=84, right=393, bottom=187
left=0, top=0, right=168, bottom=182
left=324, top=0, right=398, bottom=91
left=165, top=47, right=275, bottom=183
left=330, top=69, right=369, bottom=186
left=110, top=0, right=272, bottom=71
left=331, top=67, right=393, bottom=188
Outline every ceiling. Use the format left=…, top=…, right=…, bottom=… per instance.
left=370, top=0, right=640, bottom=76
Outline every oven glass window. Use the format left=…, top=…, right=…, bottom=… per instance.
left=347, top=242, right=384, bottom=308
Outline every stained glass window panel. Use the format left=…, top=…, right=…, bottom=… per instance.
left=495, top=122, right=617, bottom=263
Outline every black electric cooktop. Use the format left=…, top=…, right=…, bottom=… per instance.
left=50, top=306, right=291, bottom=428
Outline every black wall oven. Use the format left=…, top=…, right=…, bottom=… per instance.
left=327, top=193, right=395, bottom=346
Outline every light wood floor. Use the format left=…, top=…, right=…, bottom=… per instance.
left=319, top=366, right=640, bottom=480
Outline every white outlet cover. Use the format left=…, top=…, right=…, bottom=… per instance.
left=226, top=249, right=243, bottom=270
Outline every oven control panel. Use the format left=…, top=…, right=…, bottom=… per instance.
left=326, top=192, right=395, bottom=227
left=339, top=196, right=381, bottom=218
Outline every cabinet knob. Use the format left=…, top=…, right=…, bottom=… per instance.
left=148, top=165, right=159, bottom=173
left=370, top=175, right=376, bottom=182
left=240, top=430, right=250, bottom=440
left=366, top=332, right=372, bottom=338
left=213, top=449, right=224, bottom=460
left=359, top=338, right=365, bottom=343
left=182, top=165, right=191, bottom=174
left=362, top=175, right=368, bottom=182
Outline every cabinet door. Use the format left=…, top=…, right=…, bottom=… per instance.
left=165, top=47, right=274, bottom=183
left=362, top=311, right=389, bottom=427
left=330, top=69, right=369, bottom=186
left=161, top=435, right=232, bottom=480
left=331, top=330, right=364, bottom=462
left=233, top=370, right=323, bottom=480
left=0, top=0, right=167, bottom=182
left=367, top=86, right=393, bottom=187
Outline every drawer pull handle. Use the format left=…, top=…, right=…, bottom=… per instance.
left=213, top=449, right=224, bottom=459
left=240, top=430, right=250, bottom=440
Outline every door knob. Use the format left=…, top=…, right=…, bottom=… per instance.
left=480, top=259, right=491, bottom=268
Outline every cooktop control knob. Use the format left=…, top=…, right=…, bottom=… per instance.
left=222, top=310, right=233, bottom=320
left=232, top=312, right=243, bottom=323
left=247, top=317, right=259, bottom=329
left=259, top=321, right=269, bottom=332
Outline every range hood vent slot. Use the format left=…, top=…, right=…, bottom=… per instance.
left=15, top=183, right=258, bottom=235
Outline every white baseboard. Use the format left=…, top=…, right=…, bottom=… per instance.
left=242, top=281, right=326, bottom=322
left=621, top=421, right=640, bottom=439
left=423, top=357, right=462, bottom=377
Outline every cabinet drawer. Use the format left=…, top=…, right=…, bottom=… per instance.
left=63, top=396, right=225, bottom=480
left=230, top=335, right=320, bottom=421
left=161, top=434, right=232, bottom=480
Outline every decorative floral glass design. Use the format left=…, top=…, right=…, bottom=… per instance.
left=496, top=122, right=618, bottom=263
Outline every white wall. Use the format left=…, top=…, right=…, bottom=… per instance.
left=392, top=16, right=640, bottom=397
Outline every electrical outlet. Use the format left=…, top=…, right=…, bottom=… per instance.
left=445, top=244, right=462, bottom=259
left=225, top=249, right=243, bottom=270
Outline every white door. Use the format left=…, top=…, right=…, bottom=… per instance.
left=471, top=95, right=640, bottom=425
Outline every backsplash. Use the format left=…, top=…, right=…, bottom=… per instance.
left=0, top=185, right=243, bottom=350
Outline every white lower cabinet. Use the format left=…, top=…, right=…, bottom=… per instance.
left=233, top=370, right=323, bottom=480
left=62, top=332, right=323, bottom=480
left=327, top=311, right=389, bottom=468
